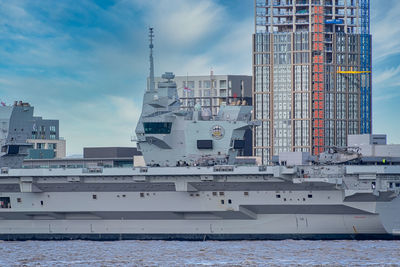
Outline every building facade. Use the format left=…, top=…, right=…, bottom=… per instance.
left=154, top=74, right=252, bottom=116
left=26, top=116, right=66, bottom=159
left=253, top=0, right=371, bottom=163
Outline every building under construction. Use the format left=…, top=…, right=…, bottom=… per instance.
left=253, top=0, right=371, bottom=163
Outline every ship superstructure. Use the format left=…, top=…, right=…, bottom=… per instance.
left=0, top=29, right=399, bottom=240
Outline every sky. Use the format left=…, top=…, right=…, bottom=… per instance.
left=0, top=0, right=399, bottom=155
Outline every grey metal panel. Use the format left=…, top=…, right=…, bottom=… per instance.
left=84, top=147, right=141, bottom=159
left=190, top=182, right=337, bottom=191
left=35, top=183, right=176, bottom=192
left=344, top=192, right=396, bottom=202
left=0, top=184, right=20, bottom=192
left=241, top=205, right=372, bottom=215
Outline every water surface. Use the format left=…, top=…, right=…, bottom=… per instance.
left=1, top=240, right=399, bottom=266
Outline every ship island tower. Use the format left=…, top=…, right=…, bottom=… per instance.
left=253, top=0, right=371, bottom=164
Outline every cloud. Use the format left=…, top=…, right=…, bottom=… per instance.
left=373, top=65, right=400, bottom=87
left=47, top=95, right=141, bottom=155
left=132, top=0, right=225, bottom=47
left=371, top=0, right=400, bottom=62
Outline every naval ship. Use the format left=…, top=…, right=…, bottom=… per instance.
left=0, top=30, right=400, bottom=240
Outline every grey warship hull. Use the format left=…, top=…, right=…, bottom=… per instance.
left=1, top=29, right=400, bottom=241
left=0, top=165, right=400, bottom=241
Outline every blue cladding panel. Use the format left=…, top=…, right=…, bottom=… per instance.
left=27, top=149, right=55, bottom=159
left=360, top=0, right=371, bottom=134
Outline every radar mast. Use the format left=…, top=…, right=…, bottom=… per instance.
left=149, top=27, right=155, bottom=91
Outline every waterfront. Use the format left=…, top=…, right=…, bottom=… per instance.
left=1, top=240, right=399, bottom=266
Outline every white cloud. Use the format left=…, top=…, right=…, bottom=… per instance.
left=131, top=0, right=225, bottom=47
left=47, top=95, right=142, bottom=155
left=374, top=65, right=400, bottom=85
left=371, top=1, right=400, bottom=62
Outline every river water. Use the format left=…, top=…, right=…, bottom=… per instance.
left=1, top=240, right=399, bottom=266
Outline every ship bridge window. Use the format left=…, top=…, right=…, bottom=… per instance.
left=8, top=145, right=19, bottom=155
left=143, top=122, right=172, bottom=134
left=0, top=197, right=11, bottom=208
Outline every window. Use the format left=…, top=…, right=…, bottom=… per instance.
left=221, top=200, right=225, bottom=204
left=204, top=80, right=211, bottom=88
left=187, top=81, right=195, bottom=89
left=143, top=122, right=172, bottom=134
left=244, top=192, right=249, bottom=196
left=8, top=145, right=19, bottom=155
left=48, top=143, right=57, bottom=150
left=219, top=80, right=227, bottom=89
left=308, top=194, right=313, bottom=198
left=92, top=194, right=97, bottom=200
left=228, top=199, right=232, bottom=204
left=40, top=200, right=44, bottom=206
left=140, top=193, right=145, bottom=198
left=50, top=134, right=56, bottom=140
left=212, top=192, right=217, bottom=196
left=37, top=143, right=45, bottom=149
left=219, top=192, right=224, bottom=196
left=0, top=197, right=11, bottom=208
left=197, top=140, right=213, bottom=149
left=50, top=126, right=56, bottom=132
left=17, top=198, right=22, bottom=203
left=276, top=194, right=281, bottom=198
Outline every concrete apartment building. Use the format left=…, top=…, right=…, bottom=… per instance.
left=154, top=74, right=252, bottom=116
left=253, top=0, right=372, bottom=163
left=0, top=101, right=66, bottom=160
left=26, top=116, right=66, bottom=159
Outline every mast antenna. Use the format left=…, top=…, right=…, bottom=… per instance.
left=149, top=27, right=155, bottom=91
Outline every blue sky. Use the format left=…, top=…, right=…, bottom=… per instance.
left=0, top=0, right=399, bottom=155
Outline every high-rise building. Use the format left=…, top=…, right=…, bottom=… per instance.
left=253, top=0, right=371, bottom=163
left=154, top=74, right=252, bottom=116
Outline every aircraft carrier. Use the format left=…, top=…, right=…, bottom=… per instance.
left=0, top=29, right=399, bottom=240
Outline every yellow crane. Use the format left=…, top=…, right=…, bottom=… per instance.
left=337, top=66, right=371, bottom=74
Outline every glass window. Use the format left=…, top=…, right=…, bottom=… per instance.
left=143, top=122, right=172, bottom=134
left=204, top=80, right=211, bottom=88
left=36, top=143, right=45, bottom=149
left=219, top=80, right=227, bottom=88
left=49, top=126, right=56, bottom=132
left=48, top=143, right=57, bottom=150
left=50, top=134, right=56, bottom=140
